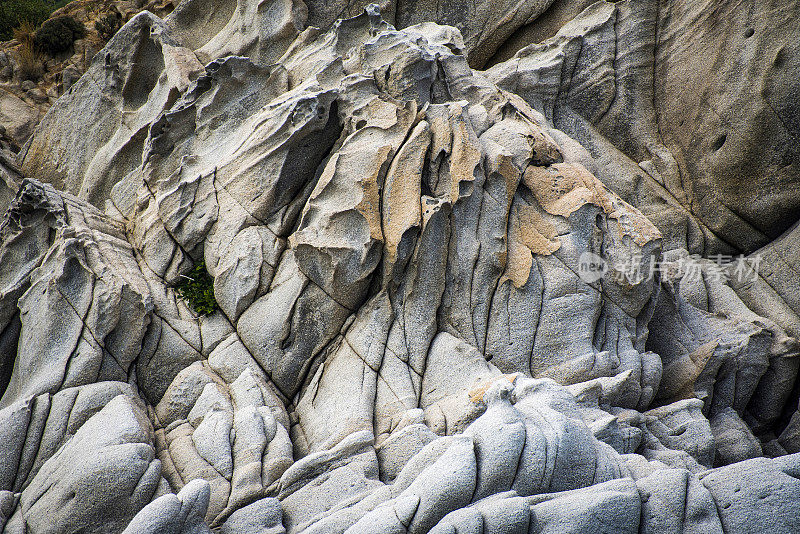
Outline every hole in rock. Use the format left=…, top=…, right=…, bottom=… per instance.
left=774, top=48, right=786, bottom=68
left=121, top=28, right=165, bottom=111
left=711, top=134, right=727, bottom=151
left=0, top=313, right=22, bottom=400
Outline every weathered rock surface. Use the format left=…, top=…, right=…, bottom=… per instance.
left=0, top=0, right=798, bottom=532
left=0, top=150, right=19, bottom=217
left=485, top=0, right=800, bottom=255
left=0, top=0, right=177, bottom=152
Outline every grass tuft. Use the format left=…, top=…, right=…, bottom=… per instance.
left=0, top=0, right=70, bottom=41
left=13, top=20, right=44, bottom=80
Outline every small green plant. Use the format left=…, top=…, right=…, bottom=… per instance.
left=175, top=261, right=218, bottom=316
left=33, top=15, right=85, bottom=55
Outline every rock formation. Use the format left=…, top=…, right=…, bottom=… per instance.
left=0, top=0, right=798, bottom=532
left=0, top=0, right=175, bottom=153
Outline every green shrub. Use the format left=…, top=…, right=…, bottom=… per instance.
left=0, top=0, right=69, bottom=41
left=175, top=261, right=218, bottom=316
left=33, top=15, right=84, bottom=54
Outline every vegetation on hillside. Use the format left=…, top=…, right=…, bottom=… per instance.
left=12, top=20, right=44, bottom=80
left=0, top=0, right=71, bottom=41
left=33, top=14, right=85, bottom=53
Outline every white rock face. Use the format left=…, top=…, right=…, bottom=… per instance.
left=0, top=0, right=799, bottom=533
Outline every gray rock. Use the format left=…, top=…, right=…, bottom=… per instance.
left=0, top=150, right=19, bottom=216
left=636, top=468, right=723, bottom=534
left=60, top=64, right=82, bottom=92
left=486, top=0, right=800, bottom=255
left=0, top=2, right=797, bottom=533
left=641, top=399, right=714, bottom=472
left=376, top=422, right=438, bottom=483
left=648, top=274, right=771, bottom=419
left=122, top=479, right=212, bottom=534
left=529, top=479, right=641, bottom=534
left=20, top=12, right=204, bottom=210
left=155, top=363, right=217, bottom=427
left=220, top=497, right=284, bottom=534
left=0, top=180, right=155, bottom=409
left=0, top=92, right=39, bottom=148
left=15, top=394, right=161, bottom=533
left=700, top=453, right=800, bottom=534
left=0, top=381, right=141, bottom=495
left=710, top=408, right=763, bottom=466
left=278, top=430, right=383, bottom=531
